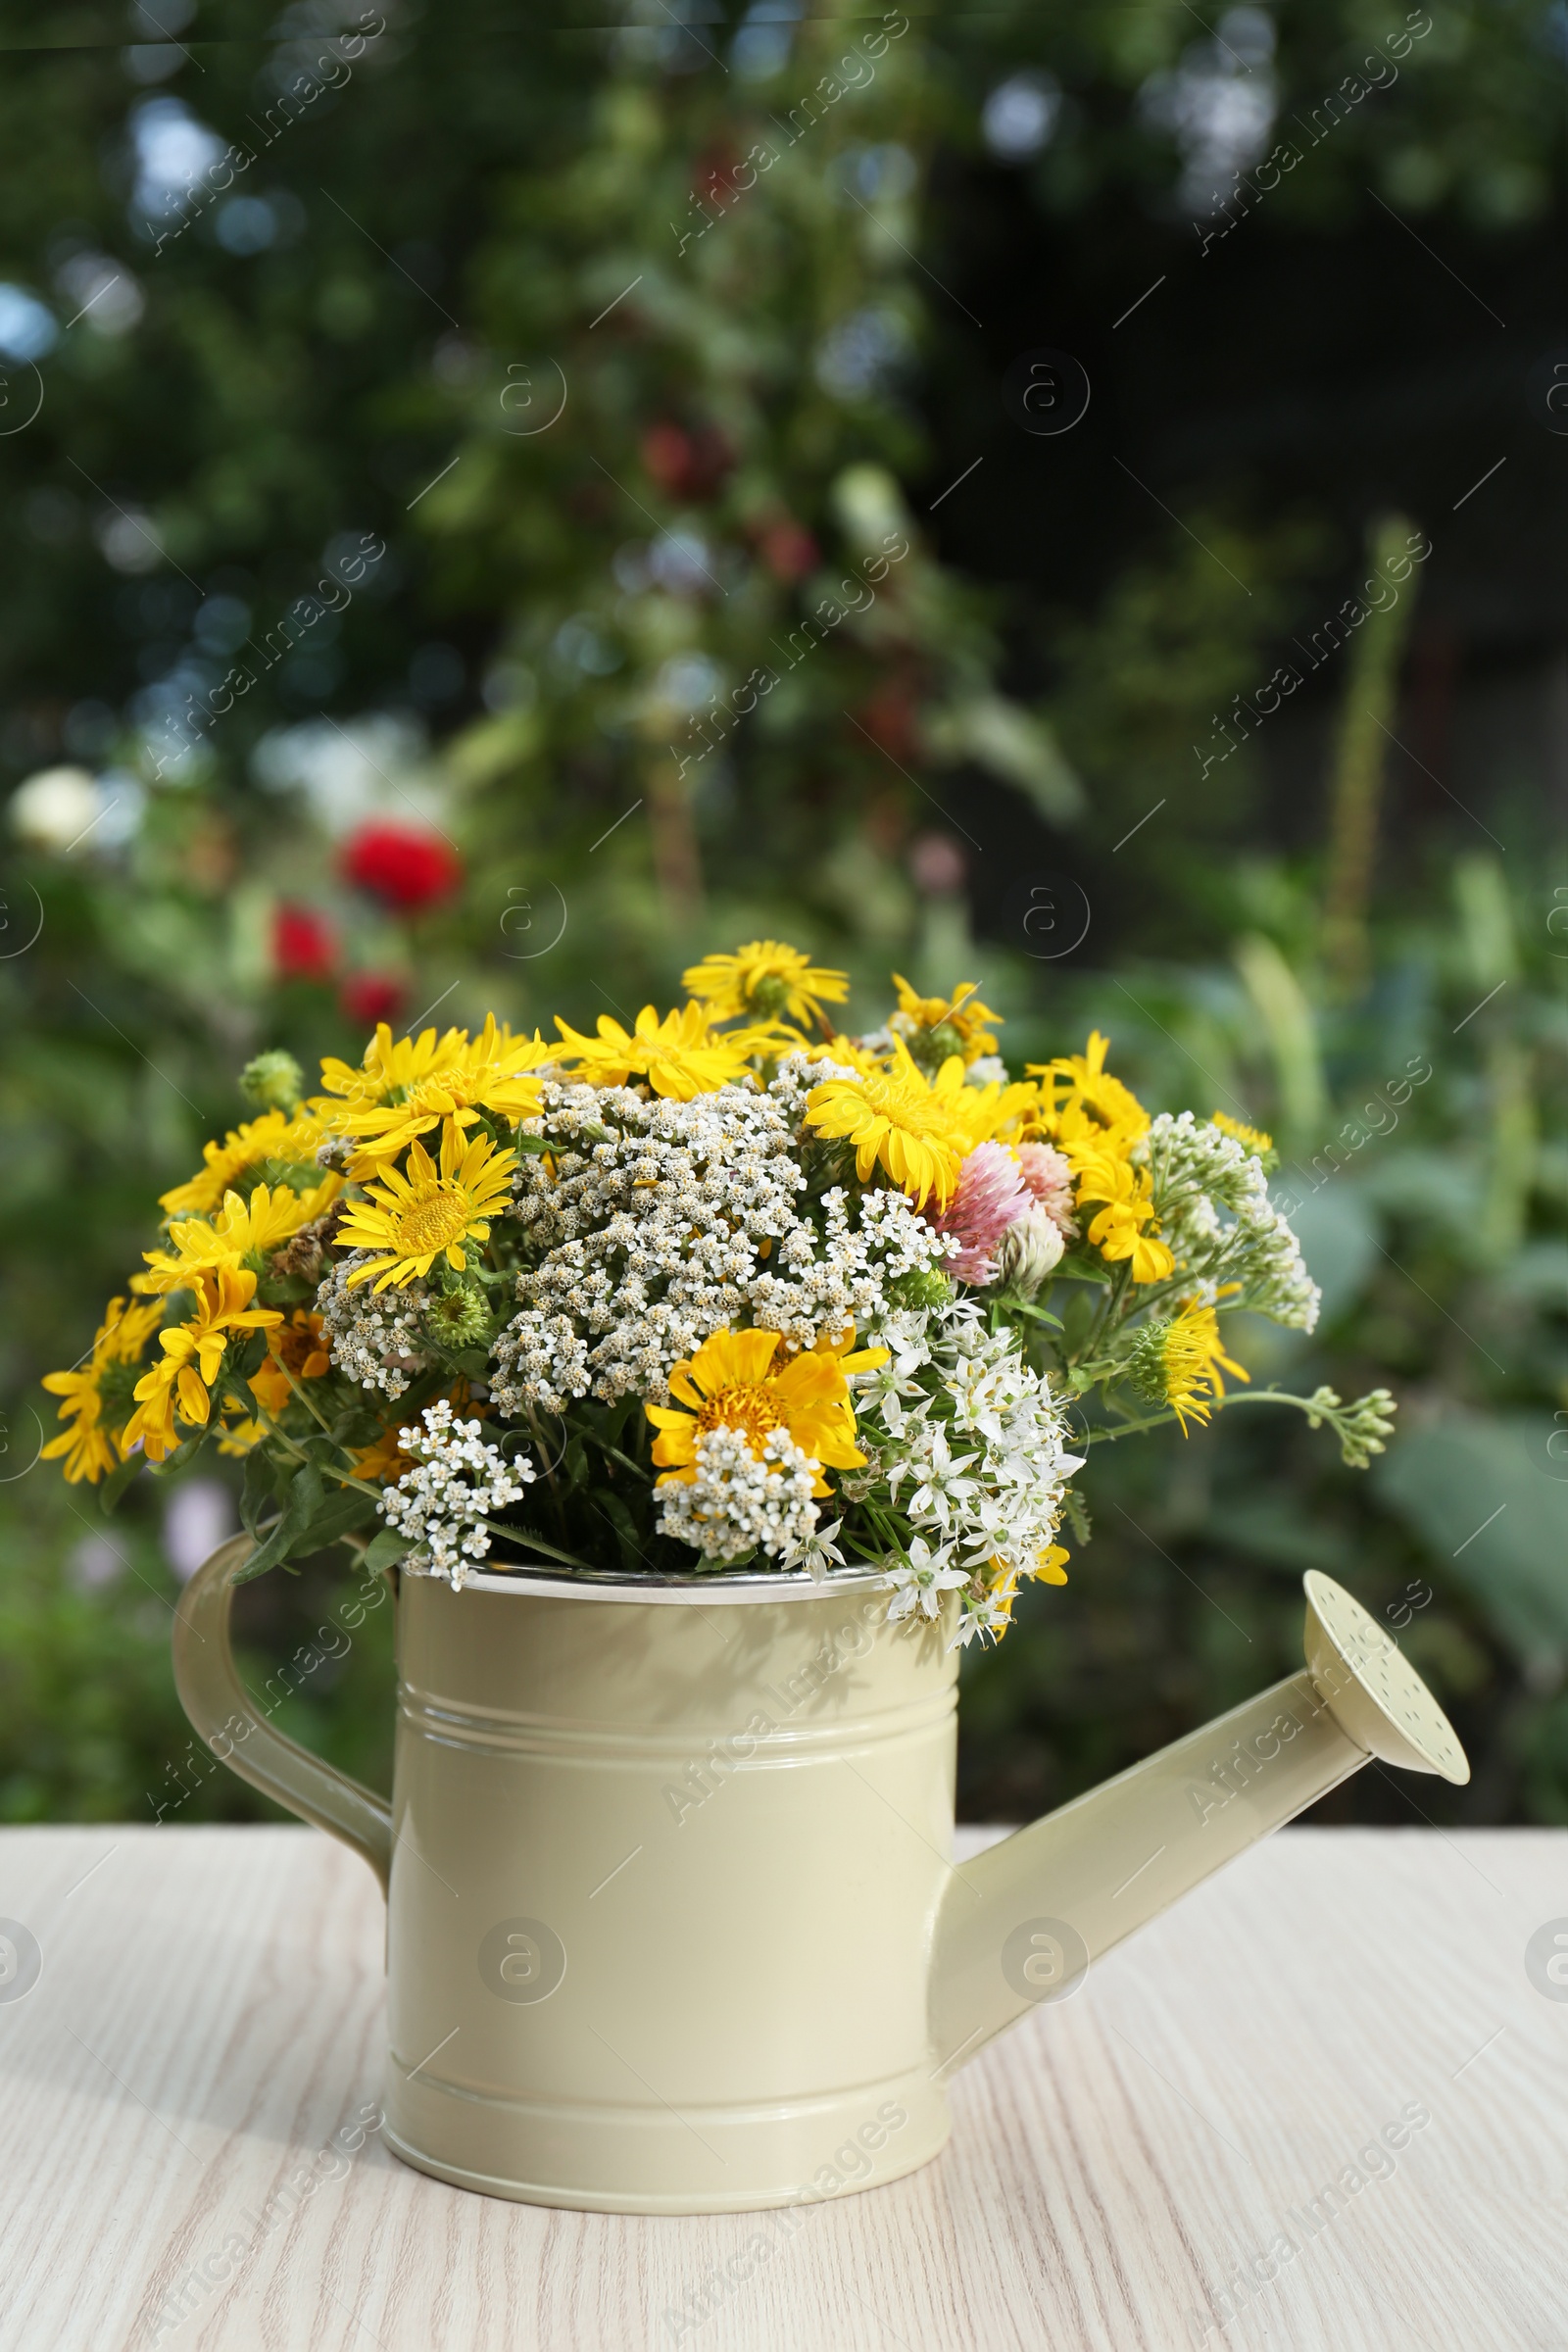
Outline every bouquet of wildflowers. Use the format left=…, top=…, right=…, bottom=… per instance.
left=44, top=943, right=1395, bottom=1644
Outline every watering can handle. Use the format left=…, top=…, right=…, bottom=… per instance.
left=172, top=1535, right=393, bottom=1893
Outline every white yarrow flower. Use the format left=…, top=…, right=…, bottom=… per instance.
left=655, top=1424, right=821, bottom=1564
left=379, top=1398, right=534, bottom=1591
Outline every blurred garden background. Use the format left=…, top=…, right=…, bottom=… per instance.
left=0, top=0, right=1563, bottom=1829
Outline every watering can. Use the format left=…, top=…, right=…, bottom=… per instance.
left=173, top=1547, right=1466, bottom=2214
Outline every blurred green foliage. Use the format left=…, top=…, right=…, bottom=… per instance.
left=0, top=0, right=1562, bottom=1827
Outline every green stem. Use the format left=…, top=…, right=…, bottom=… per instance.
left=1083, top=1406, right=1185, bottom=1445
left=586, top=1431, right=652, bottom=1483
left=239, top=1365, right=392, bottom=1506
left=1078, top=1259, right=1132, bottom=1363
left=271, top=1353, right=340, bottom=1442
left=236, top=1365, right=597, bottom=1572
left=1205, top=1388, right=1340, bottom=1423
left=1082, top=1387, right=1355, bottom=1445
left=478, top=1522, right=602, bottom=1572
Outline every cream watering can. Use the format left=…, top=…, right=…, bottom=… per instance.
left=174, top=1545, right=1467, bottom=2214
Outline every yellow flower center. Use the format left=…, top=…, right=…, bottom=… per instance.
left=697, top=1383, right=783, bottom=1453
left=397, top=1067, right=476, bottom=1111
left=859, top=1068, right=953, bottom=1137
left=393, top=1189, right=471, bottom=1255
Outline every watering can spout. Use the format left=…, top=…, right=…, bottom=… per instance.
left=929, top=1572, right=1468, bottom=2071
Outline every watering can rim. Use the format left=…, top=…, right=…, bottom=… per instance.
left=398, top=1558, right=890, bottom=1604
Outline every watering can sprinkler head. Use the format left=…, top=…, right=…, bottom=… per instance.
left=1299, top=1569, right=1467, bottom=1783
left=930, top=1572, right=1468, bottom=2069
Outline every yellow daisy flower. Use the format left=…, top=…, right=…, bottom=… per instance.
left=1015, top=1035, right=1171, bottom=1282
left=805, top=1039, right=971, bottom=1208
left=316, top=1019, right=472, bottom=1112
left=682, top=940, right=849, bottom=1032
left=1029, top=1030, right=1151, bottom=1144
left=337, top=1117, right=517, bottom=1292
left=139, top=1176, right=343, bottom=1294
left=217, top=1412, right=268, bottom=1458
left=41, top=1296, right=165, bottom=1484
left=1211, top=1110, right=1274, bottom=1155
left=123, top=1267, right=281, bottom=1461
left=647, top=1326, right=887, bottom=1495
left=947, top=1073, right=1050, bottom=1153
left=890, top=974, right=1002, bottom=1066
left=553, top=1002, right=780, bottom=1100
left=818, top=1034, right=888, bottom=1077
left=1070, top=1146, right=1174, bottom=1285
left=249, top=1309, right=331, bottom=1416
left=350, top=1425, right=417, bottom=1485
left=318, top=1014, right=552, bottom=1164
left=159, top=1108, right=327, bottom=1220
left=1138, top=1298, right=1250, bottom=1432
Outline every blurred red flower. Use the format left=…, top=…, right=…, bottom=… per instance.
left=692, top=143, right=740, bottom=210
left=340, top=972, right=408, bottom=1026
left=854, top=679, right=920, bottom=764
left=341, top=822, right=462, bottom=911
left=757, top=516, right=819, bottom=583
left=640, top=420, right=732, bottom=504
left=272, top=903, right=336, bottom=983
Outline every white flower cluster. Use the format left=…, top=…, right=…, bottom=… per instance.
left=379, top=1398, right=534, bottom=1589
left=854, top=1304, right=1084, bottom=1645
left=490, top=1067, right=950, bottom=1414
left=753, top=1180, right=953, bottom=1352
left=655, top=1425, right=821, bottom=1563
left=1137, top=1111, right=1321, bottom=1331
left=316, top=1260, right=433, bottom=1397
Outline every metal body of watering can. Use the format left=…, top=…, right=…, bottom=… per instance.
left=173, top=1546, right=1467, bottom=2214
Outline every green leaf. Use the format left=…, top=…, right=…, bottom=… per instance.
left=98, top=1451, right=145, bottom=1516
left=332, top=1407, right=387, bottom=1447
left=1375, top=1412, right=1568, bottom=1667
left=231, top=1328, right=270, bottom=1378
left=257, top=1272, right=316, bottom=1305
left=290, top=1460, right=325, bottom=1524
left=228, top=1514, right=296, bottom=1582
left=592, top=1488, right=643, bottom=1568
left=923, top=694, right=1084, bottom=823
left=239, top=1447, right=278, bottom=1539
left=296, top=1486, right=378, bottom=1553
left=151, top=1430, right=211, bottom=1476
left=364, top=1528, right=414, bottom=1571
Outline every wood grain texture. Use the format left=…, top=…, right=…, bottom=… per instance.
left=0, top=1824, right=1564, bottom=2352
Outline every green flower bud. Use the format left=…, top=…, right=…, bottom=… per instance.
left=240, top=1050, right=305, bottom=1115
left=1305, top=1384, right=1397, bottom=1470
left=426, top=1283, right=492, bottom=1350
left=748, top=973, right=794, bottom=1019
left=886, top=1266, right=955, bottom=1312
left=1122, top=1317, right=1175, bottom=1406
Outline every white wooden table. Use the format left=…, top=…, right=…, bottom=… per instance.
left=1, top=1825, right=1564, bottom=2351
